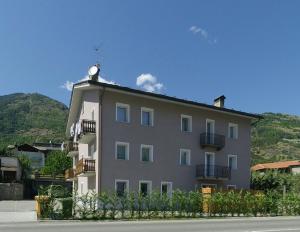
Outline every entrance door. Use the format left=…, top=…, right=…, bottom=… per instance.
left=205, top=153, right=215, bottom=177
left=206, top=119, right=215, bottom=144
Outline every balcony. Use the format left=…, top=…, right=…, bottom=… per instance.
left=66, top=141, right=79, bottom=157
left=76, top=159, right=96, bottom=176
left=196, top=164, right=231, bottom=180
left=65, top=168, right=75, bottom=181
left=200, top=133, right=225, bottom=150
left=79, top=120, right=96, bottom=143
left=82, top=120, right=96, bottom=134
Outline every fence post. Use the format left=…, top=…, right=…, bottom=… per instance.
left=202, top=187, right=212, bottom=215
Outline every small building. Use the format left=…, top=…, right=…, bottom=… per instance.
left=13, top=144, right=45, bottom=169
left=0, top=156, right=22, bottom=182
left=251, top=160, right=300, bottom=174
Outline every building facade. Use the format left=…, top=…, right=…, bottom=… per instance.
left=65, top=79, right=262, bottom=196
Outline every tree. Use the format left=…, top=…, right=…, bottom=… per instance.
left=41, top=150, right=71, bottom=177
left=18, top=154, right=32, bottom=180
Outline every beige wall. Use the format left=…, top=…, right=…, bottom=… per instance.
left=99, top=90, right=252, bottom=192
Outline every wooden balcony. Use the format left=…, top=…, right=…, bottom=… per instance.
left=82, top=120, right=96, bottom=134
left=76, top=159, right=96, bottom=176
left=196, top=164, right=231, bottom=180
left=65, top=168, right=75, bottom=181
left=200, top=133, right=225, bottom=150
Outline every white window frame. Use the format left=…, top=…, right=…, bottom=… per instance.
left=228, top=154, right=238, bottom=170
left=139, top=180, right=152, bottom=195
left=180, top=149, right=191, bottom=166
left=116, top=102, right=130, bottom=123
left=141, top=107, right=154, bottom=126
left=161, top=181, right=173, bottom=197
left=228, top=123, right=238, bottom=139
left=227, top=185, right=237, bottom=190
left=115, top=141, right=129, bottom=160
left=115, top=179, right=129, bottom=194
left=140, top=144, right=154, bottom=162
left=206, top=119, right=215, bottom=134
left=205, top=152, right=215, bottom=176
left=181, top=114, right=192, bottom=132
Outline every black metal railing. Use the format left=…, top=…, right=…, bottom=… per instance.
left=200, top=133, right=225, bottom=150
left=196, top=164, right=231, bottom=179
left=66, top=141, right=78, bottom=152
left=82, top=120, right=96, bottom=134
left=76, top=159, right=96, bottom=175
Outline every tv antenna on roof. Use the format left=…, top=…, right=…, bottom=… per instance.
left=93, top=43, right=103, bottom=65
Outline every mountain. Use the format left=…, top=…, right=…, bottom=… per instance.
left=0, top=93, right=68, bottom=148
left=251, top=113, right=300, bottom=164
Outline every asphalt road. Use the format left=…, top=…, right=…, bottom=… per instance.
left=0, top=217, right=300, bottom=232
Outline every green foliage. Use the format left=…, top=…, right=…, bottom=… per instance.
left=37, top=189, right=300, bottom=220
left=41, top=150, right=71, bottom=177
left=0, top=93, right=68, bottom=148
left=18, top=154, right=32, bottom=180
left=252, top=113, right=300, bottom=164
left=251, top=171, right=300, bottom=192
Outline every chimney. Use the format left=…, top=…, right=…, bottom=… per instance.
left=214, top=95, right=226, bottom=108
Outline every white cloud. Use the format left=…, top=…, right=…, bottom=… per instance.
left=136, top=73, right=164, bottom=93
left=61, top=75, right=117, bottom=91
left=189, top=25, right=217, bottom=43
left=61, top=80, right=74, bottom=91
left=190, top=26, right=208, bottom=38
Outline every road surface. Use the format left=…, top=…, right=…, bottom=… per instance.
left=0, top=217, right=300, bottom=232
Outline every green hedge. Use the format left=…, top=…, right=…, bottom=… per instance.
left=38, top=189, right=300, bottom=220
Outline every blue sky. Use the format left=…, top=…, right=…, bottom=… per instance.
left=0, top=1, right=300, bottom=115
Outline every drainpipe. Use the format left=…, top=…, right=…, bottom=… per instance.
left=97, top=87, right=105, bottom=194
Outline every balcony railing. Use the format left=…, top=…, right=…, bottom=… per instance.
left=200, top=133, right=225, bottom=150
left=82, top=120, right=96, bottom=134
left=65, top=168, right=75, bottom=180
left=76, top=159, right=96, bottom=175
left=66, top=141, right=78, bottom=152
left=196, top=164, right=231, bottom=180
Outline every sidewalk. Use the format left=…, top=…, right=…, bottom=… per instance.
left=0, top=201, right=37, bottom=223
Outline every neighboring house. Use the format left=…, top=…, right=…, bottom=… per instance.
left=251, top=160, right=300, bottom=174
left=0, top=156, right=22, bottom=182
left=12, top=144, right=45, bottom=169
left=33, top=142, right=64, bottom=159
left=65, top=67, right=262, bottom=196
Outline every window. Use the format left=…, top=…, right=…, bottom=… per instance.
left=228, top=123, right=238, bottom=139
left=139, top=181, right=152, bottom=196
left=181, top=115, right=192, bottom=132
left=140, top=144, right=153, bottom=162
left=180, top=149, right=191, bottom=166
left=115, top=180, right=129, bottom=197
left=91, top=109, right=95, bottom=121
left=161, top=182, right=172, bottom=197
left=141, top=107, right=154, bottom=126
left=116, top=103, right=130, bottom=123
left=89, top=144, right=95, bottom=157
left=115, top=142, right=129, bottom=160
left=228, top=155, right=237, bottom=170
left=227, top=185, right=236, bottom=190
left=205, top=152, right=215, bottom=177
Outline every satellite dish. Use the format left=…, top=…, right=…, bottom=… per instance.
left=88, top=64, right=100, bottom=81
left=88, top=65, right=99, bottom=76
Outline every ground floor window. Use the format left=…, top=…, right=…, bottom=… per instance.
left=161, top=182, right=172, bottom=197
left=115, top=180, right=129, bottom=197
left=139, top=181, right=152, bottom=196
left=227, top=185, right=236, bottom=190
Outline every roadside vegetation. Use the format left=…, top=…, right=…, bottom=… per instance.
left=37, top=181, right=300, bottom=220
